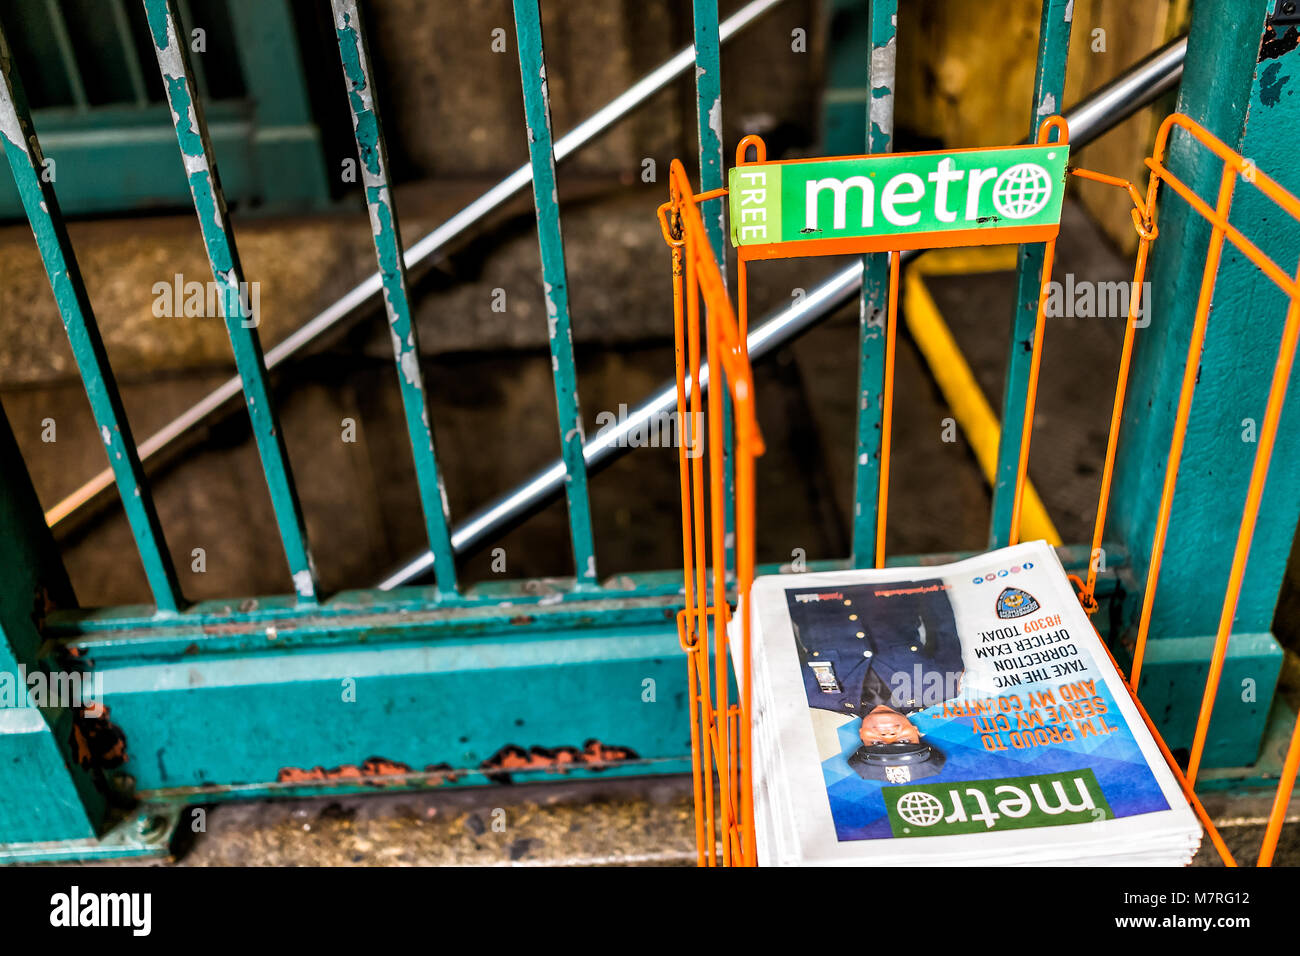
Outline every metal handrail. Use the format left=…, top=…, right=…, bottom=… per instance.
left=41, top=0, right=788, bottom=531
left=378, top=34, right=1188, bottom=589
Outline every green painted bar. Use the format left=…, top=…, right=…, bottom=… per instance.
left=89, top=623, right=691, bottom=797
left=691, top=0, right=735, bottom=577
left=331, top=0, right=459, bottom=597
left=41, top=546, right=1117, bottom=806
left=692, top=0, right=726, bottom=253
left=0, top=401, right=105, bottom=844
left=850, top=0, right=894, bottom=568
left=1108, top=0, right=1298, bottom=767
left=512, top=0, right=598, bottom=586
left=0, top=25, right=183, bottom=614
left=143, top=0, right=319, bottom=603
left=46, top=543, right=1120, bottom=646
left=0, top=101, right=318, bottom=219
left=989, top=0, right=1073, bottom=549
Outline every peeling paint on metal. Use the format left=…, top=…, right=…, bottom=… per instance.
left=1259, top=25, right=1299, bottom=62
left=512, top=0, right=597, bottom=584
left=479, top=740, right=639, bottom=782
left=330, top=0, right=461, bottom=595
left=276, top=756, right=459, bottom=788
left=0, top=67, right=24, bottom=155
left=869, top=36, right=897, bottom=143
left=990, top=0, right=1073, bottom=549
left=399, top=350, right=421, bottom=388
left=0, top=16, right=183, bottom=612
left=852, top=0, right=897, bottom=567
left=144, top=0, right=319, bottom=602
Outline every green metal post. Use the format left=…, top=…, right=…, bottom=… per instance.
left=331, top=0, right=459, bottom=598
left=0, top=22, right=183, bottom=614
left=989, top=0, right=1073, bottom=549
left=0, top=400, right=104, bottom=845
left=850, top=0, right=896, bottom=568
left=692, top=0, right=735, bottom=578
left=512, top=0, right=598, bottom=586
left=692, top=0, right=726, bottom=256
left=143, top=0, right=320, bottom=603
left=1108, top=0, right=1297, bottom=768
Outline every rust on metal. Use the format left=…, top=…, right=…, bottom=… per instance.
left=479, top=740, right=639, bottom=783
left=71, top=704, right=127, bottom=769
left=276, top=757, right=460, bottom=788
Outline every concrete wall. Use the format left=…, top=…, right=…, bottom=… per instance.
left=357, top=0, right=824, bottom=179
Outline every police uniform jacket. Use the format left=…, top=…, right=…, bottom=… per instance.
left=789, top=579, right=964, bottom=716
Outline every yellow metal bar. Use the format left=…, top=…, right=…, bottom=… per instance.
left=911, top=246, right=1020, bottom=278
left=902, top=257, right=1062, bottom=546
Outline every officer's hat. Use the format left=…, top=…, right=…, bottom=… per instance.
left=847, top=740, right=946, bottom=784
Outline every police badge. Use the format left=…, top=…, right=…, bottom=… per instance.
left=996, top=586, right=1040, bottom=619
left=847, top=741, right=946, bottom=782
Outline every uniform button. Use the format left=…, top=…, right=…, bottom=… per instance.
left=856, top=631, right=865, bottom=639
left=849, top=614, right=858, bottom=621
left=812, top=651, right=819, bottom=656
left=845, top=703, right=854, bottom=709
left=910, top=645, right=918, bottom=652
left=863, top=650, right=873, bottom=658
left=844, top=600, right=852, bottom=606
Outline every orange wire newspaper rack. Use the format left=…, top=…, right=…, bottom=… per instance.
left=660, top=113, right=1300, bottom=868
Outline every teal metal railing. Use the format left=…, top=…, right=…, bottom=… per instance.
left=332, top=0, right=459, bottom=598
left=0, top=0, right=330, bottom=218
left=0, top=0, right=1166, bottom=621
left=3, top=0, right=1290, bottom=861
left=849, top=0, right=896, bottom=567
left=31, top=0, right=788, bottom=596
left=989, top=0, right=1074, bottom=550
left=0, top=12, right=184, bottom=613
left=511, top=0, right=599, bottom=588
left=144, top=0, right=321, bottom=604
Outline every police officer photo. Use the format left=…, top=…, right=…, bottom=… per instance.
left=787, top=579, right=965, bottom=784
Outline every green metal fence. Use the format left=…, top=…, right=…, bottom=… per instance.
left=0, top=0, right=331, bottom=218
left=0, top=0, right=1295, bottom=862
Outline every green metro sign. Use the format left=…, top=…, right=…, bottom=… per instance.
left=728, top=143, right=1069, bottom=259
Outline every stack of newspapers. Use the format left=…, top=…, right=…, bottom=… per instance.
left=739, top=540, right=1202, bottom=866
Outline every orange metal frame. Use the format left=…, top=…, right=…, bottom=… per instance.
left=660, top=113, right=1300, bottom=868
left=660, top=157, right=764, bottom=867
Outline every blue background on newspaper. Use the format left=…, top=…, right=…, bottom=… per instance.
left=785, top=586, right=1170, bottom=842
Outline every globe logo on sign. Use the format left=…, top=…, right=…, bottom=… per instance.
left=992, top=162, right=1053, bottom=219
left=895, top=790, right=944, bottom=827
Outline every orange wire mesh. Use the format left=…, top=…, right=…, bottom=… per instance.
left=664, top=112, right=1300, bottom=867
left=661, top=157, right=765, bottom=866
